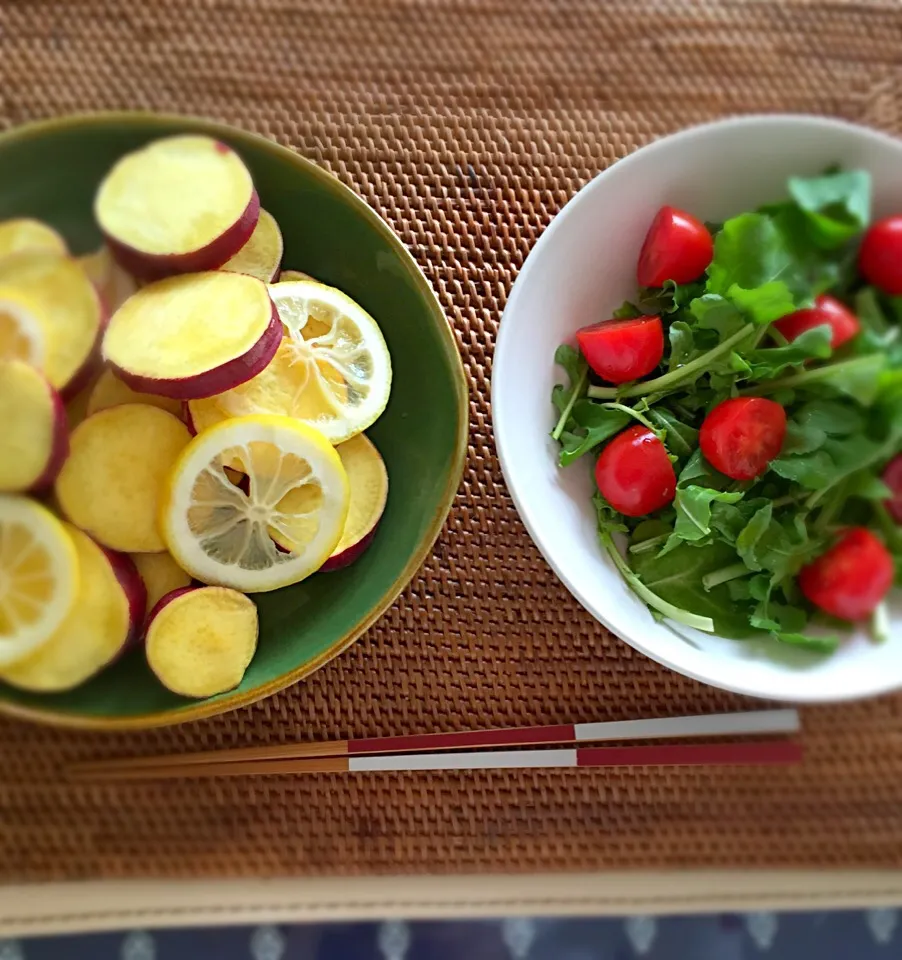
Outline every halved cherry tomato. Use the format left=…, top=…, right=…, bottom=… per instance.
left=637, top=206, right=714, bottom=288
left=859, top=216, right=902, bottom=296
left=576, top=316, right=664, bottom=384
left=882, top=453, right=902, bottom=524
left=772, top=294, right=860, bottom=349
left=699, top=397, right=787, bottom=481
left=798, top=528, right=894, bottom=621
left=595, top=424, right=676, bottom=517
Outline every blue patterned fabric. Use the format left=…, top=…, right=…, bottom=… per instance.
left=2, top=911, right=900, bottom=959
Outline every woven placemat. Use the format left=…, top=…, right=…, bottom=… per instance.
left=2, top=0, right=902, bottom=881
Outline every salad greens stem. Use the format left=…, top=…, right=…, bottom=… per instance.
left=550, top=366, right=587, bottom=441
left=600, top=532, right=716, bottom=633
left=740, top=356, right=877, bottom=396
left=701, top=563, right=750, bottom=591
left=628, top=533, right=669, bottom=555
left=810, top=480, right=846, bottom=524
left=587, top=324, right=756, bottom=400
left=872, top=602, right=890, bottom=644
left=872, top=502, right=902, bottom=554
left=598, top=402, right=659, bottom=433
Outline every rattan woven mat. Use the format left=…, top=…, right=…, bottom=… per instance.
left=2, top=0, right=902, bottom=881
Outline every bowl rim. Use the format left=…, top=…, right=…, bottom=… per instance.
left=0, top=110, right=469, bottom=729
left=493, top=113, right=902, bottom=703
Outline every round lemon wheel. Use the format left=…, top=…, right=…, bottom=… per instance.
left=0, top=496, right=79, bottom=667
left=161, top=415, right=350, bottom=593
left=189, top=280, right=391, bottom=445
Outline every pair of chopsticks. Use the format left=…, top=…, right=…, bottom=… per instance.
left=68, top=709, right=802, bottom=781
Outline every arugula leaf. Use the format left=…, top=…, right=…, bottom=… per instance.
left=665, top=486, right=744, bottom=549
left=593, top=495, right=718, bottom=633
left=854, top=287, right=902, bottom=366
left=558, top=401, right=630, bottom=466
left=612, top=300, right=642, bottom=319
left=787, top=169, right=870, bottom=248
left=735, top=503, right=818, bottom=580
left=746, top=353, right=887, bottom=404
left=677, top=448, right=732, bottom=490
left=745, top=324, right=833, bottom=378
left=646, top=407, right=698, bottom=459
left=667, top=320, right=699, bottom=372
left=769, top=204, right=843, bottom=298
left=635, top=279, right=705, bottom=316
left=551, top=344, right=589, bottom=442
left=706, top=213, right=796, bottom=299
left=592, top=490, right=628, bottom=536
left=710, top=497, right=771, bottom=545
left=845, top=472, right=893, bottom=501
left=690, top=294, right=746, bottom=338
left=630, top=538, right=756, bottom=638
left=794, top=399, right=863, bottom=436
left=781, top=419, right=827, bottom=456
left=770, top=450, right=835, bottom=488
left=726, top=281, right=796, bottom=325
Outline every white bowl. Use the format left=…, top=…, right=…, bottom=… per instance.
left=493, top=115, right=902, bottom=703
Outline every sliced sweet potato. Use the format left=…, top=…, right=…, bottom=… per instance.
left=0, top=287, right=46, bottom=368
left=0, top=525, right=145, bottom=692
left=320, top=434, right=388, bottom=570
left=0, top=219, right=67, bottom=260
left=132, top=551, right=192, bottom=619
left=64, top=371, right=100, bottom=431
left=56, top=404, right=191, bottom=553
left=278, top=269, right=317, bottom=282
left=0, top=360, right=69, bottom=492
left=95, top=135, right=259, bottom=281
left=221, top=209, right=283, bottom=282
left=78, top=246, right=139, bottom=315
left=88, top=367, right=183, bottom=418
left=145, top=586, right=258, bottom=698
left=102, top=272, right=281, bottom=400
left=0, top=252, right=103, bottom=394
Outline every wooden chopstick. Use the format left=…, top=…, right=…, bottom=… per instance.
left=69, top=740, right=803, bottom=781
left=67, top=709, right=799, bottom=780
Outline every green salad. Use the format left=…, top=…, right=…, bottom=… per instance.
left=551, top=168, right=902, bottom=652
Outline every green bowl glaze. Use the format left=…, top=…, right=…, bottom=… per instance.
left=0, top=113, right=467, bottom=729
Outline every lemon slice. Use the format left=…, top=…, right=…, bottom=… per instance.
left=0, top=496, right=79, bottom=666
left=161, top=415, right=350, bottom=592
left=189, top=280, right=391, bottom=444
left=0, top=288, right=45, bottom=367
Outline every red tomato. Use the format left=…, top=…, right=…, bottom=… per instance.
left=772, top=294, right=860, bottom=349
left=882, top=453, right=902, bottom=524
left=636, top=206, right=714, bottom=288
left=699, top=397, right=787, bottom=481
left=595, top=425, right=676, bottom=517
left=798, top=528, right=894, bottom=621
left=576, top=316, right=664, bottom=384
left=859, top=216, right=902, bottom=296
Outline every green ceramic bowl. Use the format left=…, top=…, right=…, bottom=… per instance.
left=0, top=113, right=467, bottom=729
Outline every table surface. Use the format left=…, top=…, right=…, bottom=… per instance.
left=3, top=912, right=902, bottom=960
left=3, top=0, right=902, bottom=885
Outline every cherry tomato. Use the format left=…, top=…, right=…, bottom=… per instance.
left=772, top=294, right=860, bottom=349
left=576, top=316, right=664, bottom=384
left=798, top=528, right=894, bottom=621
left=882, top=453, right=902, bottom=524
left=594, top=424, right=676, bottom=517
left=636, top=206, right=714, bottom=288
left=699, top=397, right=787, bottom=481
left=859, top=216, right=902, bottom=296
